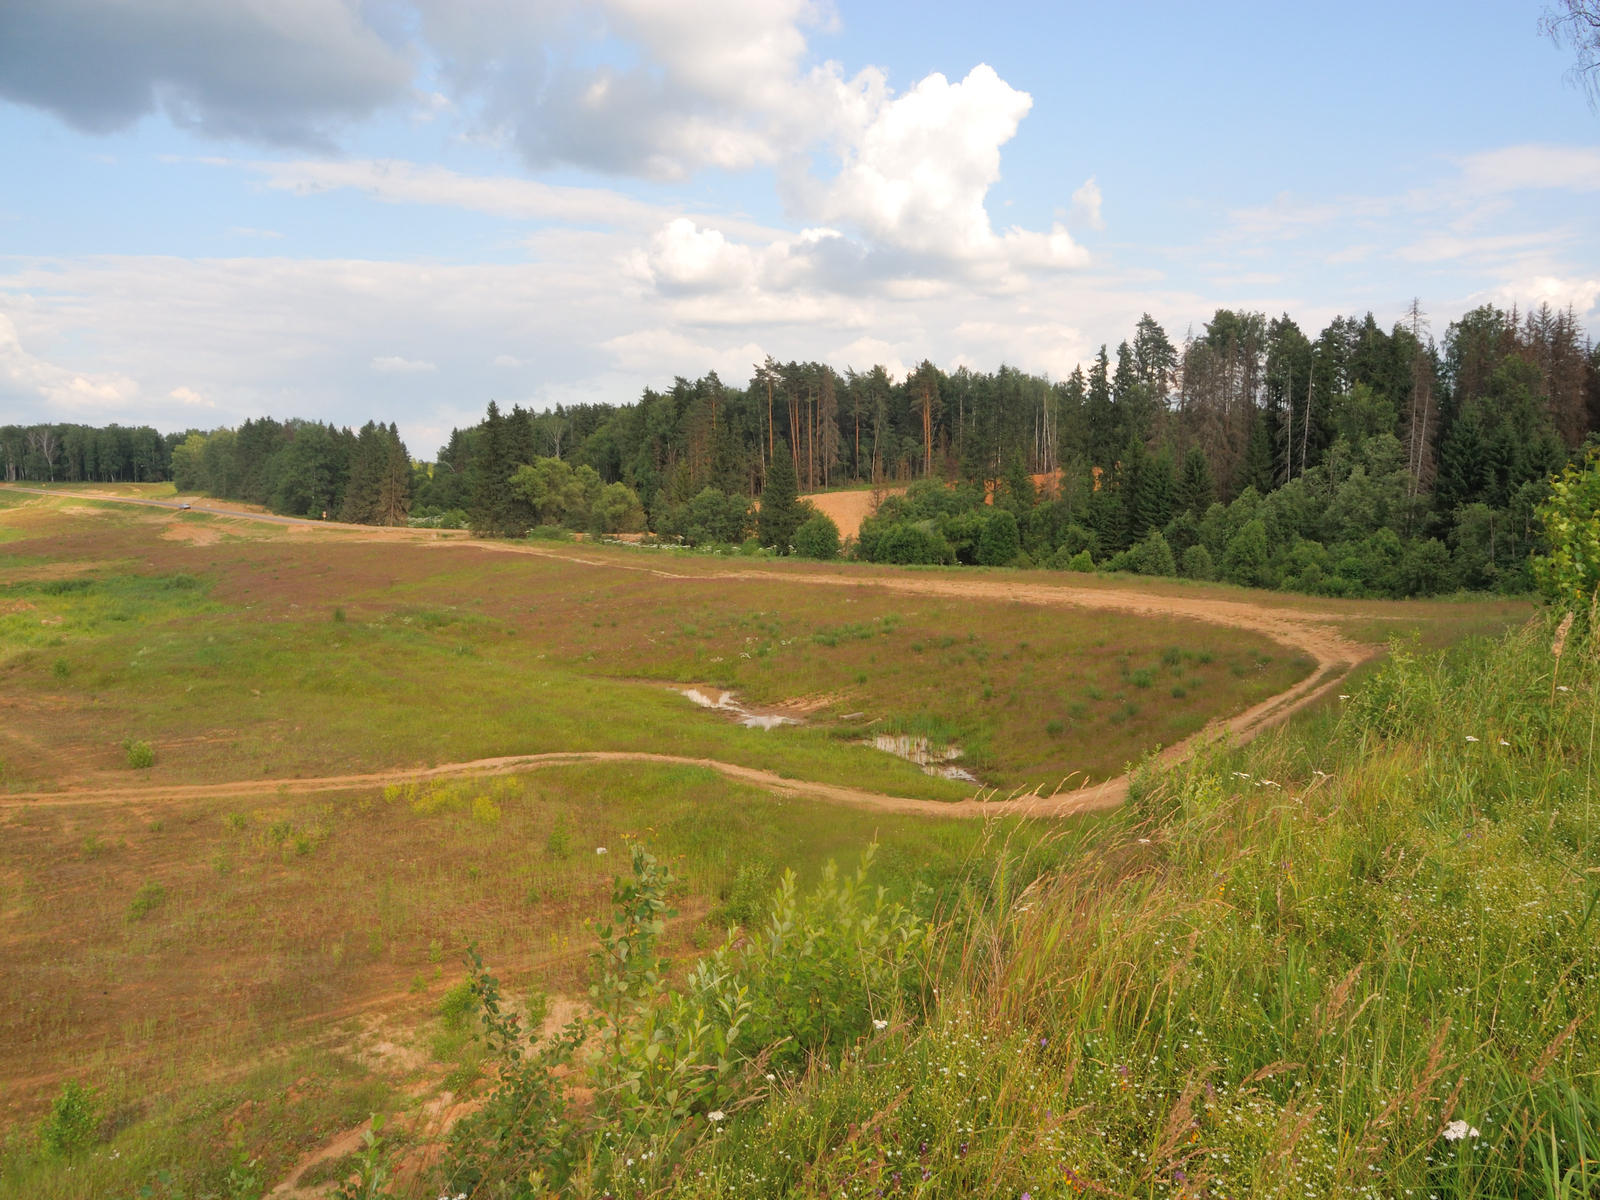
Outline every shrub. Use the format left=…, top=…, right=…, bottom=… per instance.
left=1056, top=523, right=1099, bottom=559
left=976, top=509, right=1021, bottom=566
left=719, top=860, right=774, bottom=926
left=1222, top=518, right=1271, bottom=586
left=38, top=1080, right=99, bottom=1158
left=591, top=482, right=646, bottom=533
left=792, top=512, right=841, bottom=560
left=675, top=487, right=754, bottom=547
left=874, top=522, right=955, bottom=565
left=127, top=881, right=166, bottom=921
left=1127, top=530, right=1177, bottom=577
left=124, top=739, right=155, bottom=769
left=439, top=980, right=479, bottom=1031
left=1180, top=542, right=1215, bottom=580
left=1399, top=536, right=1456, bottom=597
left=1063, top=548, right=1095, bottom=572
left=1533, top=448, right=1600, bottom=614
left=526, top=524, right=575, bottom=542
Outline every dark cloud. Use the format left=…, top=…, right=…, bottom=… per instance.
left=0, top=0, right=412, bottom=145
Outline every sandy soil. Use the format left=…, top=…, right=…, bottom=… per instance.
left=799, top=488, right=903, bottom=539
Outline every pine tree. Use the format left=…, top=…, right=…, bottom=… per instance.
left=1118, top=434, right=1150, bottom=542
left=758, top=437, right=801, bottom=552
left=1177, top=446, right=1215, bottom=515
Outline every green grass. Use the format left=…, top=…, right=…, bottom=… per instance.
left=639, top=615, right=1600, bottom=1199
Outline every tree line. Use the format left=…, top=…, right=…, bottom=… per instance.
left=6, top=300, right=1596, bottom=592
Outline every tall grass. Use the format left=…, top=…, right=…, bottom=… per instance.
left=661, top=615, right=1600, bottom=1198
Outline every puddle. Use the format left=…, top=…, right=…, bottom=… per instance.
left=864, top=734, right=980, bottom=782
left=676, top=687, right=800, bottom=730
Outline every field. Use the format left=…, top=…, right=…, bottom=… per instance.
left=0, top=485, right=1541, bottom=1196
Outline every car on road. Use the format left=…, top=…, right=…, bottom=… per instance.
left=179, top=502, right=191, bottom=510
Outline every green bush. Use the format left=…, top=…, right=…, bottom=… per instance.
left=438, top=980, right=478, bottom=1031
left=1127, top=529, right=1176, bottom=577
left=38, top=1080, right=99, bottom=1158
left=873, top=522, right=954, bottom=565
left=127, top=881, right=166, bottom=921
left=1180, top=542, right=1215, bottom=580
left=976, top=509, right=1021, bottom=566
left=526, top=524, right=575, bottom=541
left=792, top=512, right=841, bottom=560
left=1533, top=448, right=1600, bottom=613
left=124, top=739, right=155, bottom=769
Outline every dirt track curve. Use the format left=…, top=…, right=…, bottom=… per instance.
left=1, top=486, right=1380, bottom=819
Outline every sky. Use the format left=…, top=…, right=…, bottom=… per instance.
left=1, top=0, right=1598, bottom=456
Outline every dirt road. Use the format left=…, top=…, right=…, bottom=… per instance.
left=1, top=486, right=1378, bottom=818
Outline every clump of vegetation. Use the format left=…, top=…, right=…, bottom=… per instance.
left=123, top=738, right=155, bottom=769
left=126, top=881, right=167, bottom=921
left=37, top=1080, right=98, bottom=1158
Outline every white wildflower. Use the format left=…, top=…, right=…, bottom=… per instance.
left=1137, top=838, right=1152, bottom=845
left=1442, top=1120, right=1479, bottom=1141
left=708, top=1111, right=725, bottom=1122
left=595, top=847, right=608, bottom=855
left=1465, top=736, right=1480, bottom=743
left=873, top=1019, right=888, bottom=1030
left=1339, top=694, right=1350, bottom=700
left=766, top=1074, right=776, bottom=1082
left=1499, top=739, right=1510, bottom=746
left=1557, top=686, right=1570, bottom=693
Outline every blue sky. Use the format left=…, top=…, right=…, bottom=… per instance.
left=1, top=0, right=1596, bottom=455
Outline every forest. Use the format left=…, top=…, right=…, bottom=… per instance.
left=6, top=301, right=1597, bottom=598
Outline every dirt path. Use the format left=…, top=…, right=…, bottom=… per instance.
left=1, top=486, right=1378, bottom=819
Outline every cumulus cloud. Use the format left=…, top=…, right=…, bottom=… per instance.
left=492, top=354, right=524, bottom=367
left=170, top=385, right=213, bottom=406
left=0, top=313, right=140, bottom=412
left=0, top=0, right=411, bottom=146
left=1069, top=178, right=1105, bottom=231
left=371, top=355, right=436, bottom=372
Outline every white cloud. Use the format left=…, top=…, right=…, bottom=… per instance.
left=1456, top=144, right=1600, bottom=194
left=242, top=157, right=672, bottom=230
left=492, top=354, right=524, bottom=367
left=1069, top=177, right=1105, bottom=231
left=228, top=226, right=283, bottom=239
left=371, top=355, right=436, bottom=372
left=602, top=328, right=767, bottom=379
left=1475, top=274, right=1600, bottom=316
left=170, top=385, right=213, bottom=406
left=0, top=313, right=139, bottom=412
left=804, top=64, right=1083, bottom=272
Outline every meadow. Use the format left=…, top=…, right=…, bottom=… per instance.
left=0, top=485, right=1548, bottom=1197
left=0, top=488, right=1343, bottom=797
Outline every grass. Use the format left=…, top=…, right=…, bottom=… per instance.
left=644, top=614, right=1600, bottom=1199
left=0, top=487, right=1553, bottom=1195
left=0, top=492, right=1341, bottom=795
left=0, top=759, right=1091, bottom=1194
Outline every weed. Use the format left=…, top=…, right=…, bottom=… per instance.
left=1161, top=646, right=1182, bottom=666
left=267, top=819, right=291, bottom=844
left=52, top=657, right=70, bottom=679
left=1046, top=719, right=1065, bottom=736
left=37, top=1080, right=98, bottom=1158
left=1170, top=685, right=1187, bottom=698
left=224, top=811, right=248, bottom=831
left=333, top=606, right=346, bottom=622
left=429, top=938, right=444, bottom=964
left=127, top=881, right=167, bottom=921
left=81, top=832, right=106, bottom=860
left=1130, top=668, right=1154, bottom=688
left=409, top=973, right=428, bottom=994
left=124, top=738, right=155, bottom=769
left=438, top=980, right=478, bottom=1031
left=1085, top=685, right=1103, bottom=701
left=213, top=852, right=234, bottom=876
left=546, top=814, right=572, bottom=859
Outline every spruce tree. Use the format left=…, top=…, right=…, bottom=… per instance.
left=1434, top=410, right=1486, bottom=515
left=758, top=437, right=801, bottom=552
left=1000, top=451, right=1036, bottom=520
left=1177, top=446, right=1215, bottom=516
left=468, top=401, right=510, bottom=535
left=1241, top=412, right=1276, bottom=495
